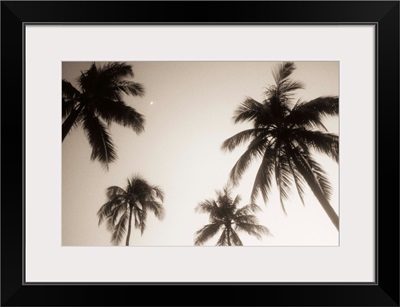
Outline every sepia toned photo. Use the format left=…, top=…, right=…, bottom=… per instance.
left=62, top=61, right=339, bottom=247
left=7, top=2, right=392, bottom=304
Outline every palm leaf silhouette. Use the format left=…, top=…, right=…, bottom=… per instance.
left=62, top=62, right=145, bottom=170
left=194, top=186, right=271, bottom=246
left=97, top=174, right=165, bottom=246
left=222, top=62, right=339, bottom=230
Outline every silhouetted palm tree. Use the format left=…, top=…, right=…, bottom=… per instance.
left=62, top=62, right=145, bottom=169
left=194, top=187, right=271, bottom=246
left=97, top=174, right=165, bottom=246
left=222, top=62, right=339, bottom=230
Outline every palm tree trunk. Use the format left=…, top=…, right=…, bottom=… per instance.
left=226, top=227, right=231, bottom=246
left=291, top=153, right=339, bottom=231
left=125, top=206, right=133, bottom=246
left=62, top=104, right=84, bottom=141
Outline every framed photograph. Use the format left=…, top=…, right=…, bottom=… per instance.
left=1, top=1, right=399, bottom=306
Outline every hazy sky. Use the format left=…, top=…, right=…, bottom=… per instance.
left=62, top=61, right=339, bottom=246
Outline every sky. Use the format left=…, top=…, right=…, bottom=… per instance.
left=62, top=61, right=339, bottom=246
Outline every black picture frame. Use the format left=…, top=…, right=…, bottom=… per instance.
left=1, top=1, right=399, bottom=306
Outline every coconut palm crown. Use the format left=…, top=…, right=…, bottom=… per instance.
left=62, top=62, right=145, bottom=169
left=97, top=174, right=165, bottom=246
left=194, top=186, right=271, bottom=246
left=222, top=62, right=339, bottom=230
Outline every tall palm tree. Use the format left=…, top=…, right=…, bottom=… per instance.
left=62, top=62, right=145, bottom=169
left=97, top=174, right=165, bottom=246
left=194, top=187, right=271, bottom=246
left=221, top=62, right=339, bottom=230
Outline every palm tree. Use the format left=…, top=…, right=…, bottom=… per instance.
left=194, top=187, right=271, bottom=246
left=97, top=174, right=165, bottom=246
left=221, top=62, right=339, bottom=230
left=62, top=62, right=145, bottom=169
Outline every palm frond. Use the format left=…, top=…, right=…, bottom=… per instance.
left=97, top=197, right=125, bottom=226
left=216, top=228, right=228, bottom=246
left=142, top=201, right=165, bottom=220
left=235, top=222, right=271, bottom=239
left=97, top=63, right=142, bottom=101
left=62, top=101, right=85, bottom=142
left=287, top=146, right=333, bottom=200
left=288, top=96, right=338, bottom=130
left=250, top=146, right=276, bottom=203
left=81, top=110, right=117, bottom=169
left=231, top=195, right=242, bottom=209
left=229, top=229, right=243, bottom=246
left=110, top=202, right=129, bottom=228
left=150, top=185, right=165, bottom=203
left=306, top=155, right=333, bottom=199
left=194, top=223, right=222, bottom=246
left=287, top=99, right=328, bottom=131
left=106, top=186, right=126, bottom=199
left=229, top=134, right=270, bottom=186
left=272, top=62, right=296, bottom=85
left=275, top=150, right=293, bottom=213
left=233, top=214, right=259, bottom=225
left=133, top=207, right=141, bottom=229
left=234, top=203, right=261, bottom=217
left=298, top=96, right=339, bottom=116
left=97, top=201, right=114, bottom=226
left=79, top=62, right=144, bottom=102
left=110, top=210, right=129, bottom=245
left=100, top=62, right=134, bottom=79
left=233, top=97, right=275, bottom=126
left=286, top=152, right=306, bottom=205
left=113, top=80, right=145, bottom=97
left=292, top=129, right=339, bottom=162
left=95, top=99, right=145, bottom=134
left=195, top=199, right=217, bottom=214
left=232, top=211, right=257, bottom=223
left=279, top=80, right=304, bottom=94
left=62, top=80, right=81, bottom=119
left=221, top=128, right=268, bottom=152
left=133, top=206, right=148, bottom=235
left=105, top=202, right=125, bottom=232
left=127, top=174, right=151, bottom=195
left=216, top=186, right=234, bottom=205
left=78, top=63, right=98, bottom=93
left=62, top=79, right=81, bottom=98
left=140, top=218, right=147, bottom=235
